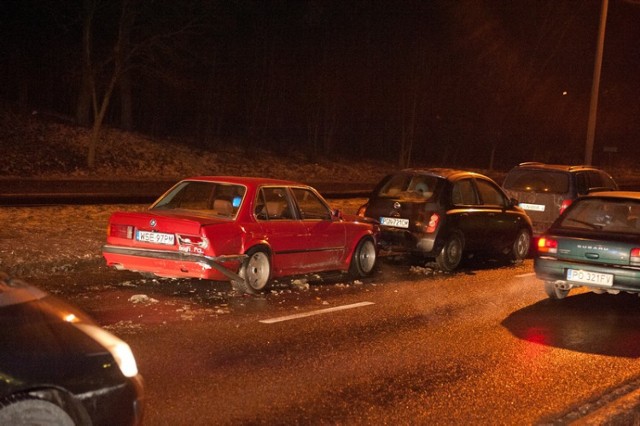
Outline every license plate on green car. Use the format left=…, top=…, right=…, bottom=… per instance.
left=566, top=269, right=613, bottom=286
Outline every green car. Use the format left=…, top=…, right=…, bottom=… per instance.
left=535, top=192, right=640, bottom=299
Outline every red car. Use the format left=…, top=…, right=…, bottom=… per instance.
left=102, top=176, right=378, bottom=293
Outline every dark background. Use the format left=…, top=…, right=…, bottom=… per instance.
left=1, top=0, right=638, bottom=170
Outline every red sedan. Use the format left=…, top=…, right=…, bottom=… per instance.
left=102, top=176, right=378, bottom=293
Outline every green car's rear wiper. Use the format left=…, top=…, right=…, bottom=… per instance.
left=565, top=218, right=602, bottom=230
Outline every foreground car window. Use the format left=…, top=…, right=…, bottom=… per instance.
left=152, top=181, right=245, bottom=218
left=558, top=198, right=640, bottom=234
left=503, top=170, right=570, bottom=194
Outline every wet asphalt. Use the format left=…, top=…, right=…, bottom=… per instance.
left=29, top=256, right=640, bottom=425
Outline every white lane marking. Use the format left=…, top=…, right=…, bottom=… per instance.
left=259, top=301, right=375, bottom=324
left=515, top=272, right=536, bottom=278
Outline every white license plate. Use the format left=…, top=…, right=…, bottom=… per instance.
left=520, top=203, right=546, bottom=212
left=136, top=230, right=175, bottom=245
left=566, top=269, right=613, bottom=286
left=380, top=217, right=410, bottom=229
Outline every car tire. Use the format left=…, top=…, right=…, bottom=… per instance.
left=544, top=280, right=570, bottom=300
left=349, top=237, right=377, bottom=277
left=509, top=228, right=531, bottom=264
left=235, top=248, right=271, bottom=293
left=435, top=233, right=463, bottom=272
left=0, top=397, right=75, bottom=426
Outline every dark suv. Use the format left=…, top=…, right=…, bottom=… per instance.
left=357, top=168, right=532, bottom=272
left=502, top=162, right=618, bottom=235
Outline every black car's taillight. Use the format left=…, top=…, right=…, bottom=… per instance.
left=630, top=248, right=640, bottom=266
left=423, top=213, right=440, bottom=233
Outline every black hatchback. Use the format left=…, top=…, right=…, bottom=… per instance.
left=358, top=168, right=532, bottom=271
left=0, top=273, right=144, bottom=425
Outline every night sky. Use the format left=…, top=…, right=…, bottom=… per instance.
left=1, top=0, right=638, bottom=170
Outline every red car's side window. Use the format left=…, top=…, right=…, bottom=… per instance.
left=255, top=187, right=294, bottom=220
left=291, top=188, right=331, bottom=221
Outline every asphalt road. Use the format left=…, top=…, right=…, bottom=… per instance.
left=31, top=257, right=640, bottom=425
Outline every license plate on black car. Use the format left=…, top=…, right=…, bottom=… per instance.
left=380, top=217, right=410, bottom=229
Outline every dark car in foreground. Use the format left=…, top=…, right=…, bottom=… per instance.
left=0, top=273, right=143, bottom=425
left=502, top=162, right=617, bottom=236
left=103, top=176, right=377, bottom=294
left=357, top=168, right=532, bottom=272
left=535, top=192, right=640, bottom=300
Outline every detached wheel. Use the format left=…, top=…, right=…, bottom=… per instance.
left=435, top=233, right=463, bottom=272
left=349, top=237, right=377, bottom=277
left=0, top=397, right=74, bottom=426
left=509, top=228, right=531, bottom=264
left=236, top=248, right=271, bottom=293
left=544, top=280, right=570, bottom=300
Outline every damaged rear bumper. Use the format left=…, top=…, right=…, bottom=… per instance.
left=102, top=244, right=247, bottom=282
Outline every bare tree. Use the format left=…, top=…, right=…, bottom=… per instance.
left=79, top=0, right=201, bottom=169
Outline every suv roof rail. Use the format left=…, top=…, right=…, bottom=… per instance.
left=568, top=165, right=592, bottom=170
left=518, top=161, right=545, bottom=166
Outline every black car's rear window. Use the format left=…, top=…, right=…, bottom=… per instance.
left=503, top=170, right=570, bottom=194
left=377, top=174, right=439, bottom=201
left=557, top=198, right=640, bottom=234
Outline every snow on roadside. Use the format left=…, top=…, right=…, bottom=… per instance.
left=0, top=199, right=367, bottom=279
left=0, top=203, right=145, bottom=277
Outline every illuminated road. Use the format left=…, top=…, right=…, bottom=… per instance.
left=41, top=257, right=640, bottom=424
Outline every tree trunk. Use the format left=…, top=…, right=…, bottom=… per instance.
left=119, top=71, right=133, bottom=131
left=77, top=0, right=95, bottom=127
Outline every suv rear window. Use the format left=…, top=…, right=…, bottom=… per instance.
left=503, top=170, right=570, bottom=194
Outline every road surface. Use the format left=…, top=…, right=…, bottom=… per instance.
left=29, top=257, right=640, bottom=425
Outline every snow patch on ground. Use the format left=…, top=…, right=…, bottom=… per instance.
left=0, top=200, right=367, bottom=281
left=129, top=294, right=159, bottom=304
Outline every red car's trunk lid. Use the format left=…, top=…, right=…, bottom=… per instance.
left=108, top=210, right=229, bottom=247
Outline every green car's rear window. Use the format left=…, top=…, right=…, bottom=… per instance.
left=558, top=198, right=640, bottom=234
left=503, top=170, right=570, bottom=194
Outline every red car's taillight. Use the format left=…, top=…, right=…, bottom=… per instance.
left=559, top=199, right=572, bottom=215
left=177, top=234, right=209, bottom=249
left=537, top=237, right=558, bottom=254
left=424, top=213, right=440, bottom=233
left=109, top=224, right=134, bottom=239
left=630, top=248, right=640, bottom=266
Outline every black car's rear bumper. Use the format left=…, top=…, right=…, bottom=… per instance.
left=378, top=227, right=437, bottom=255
